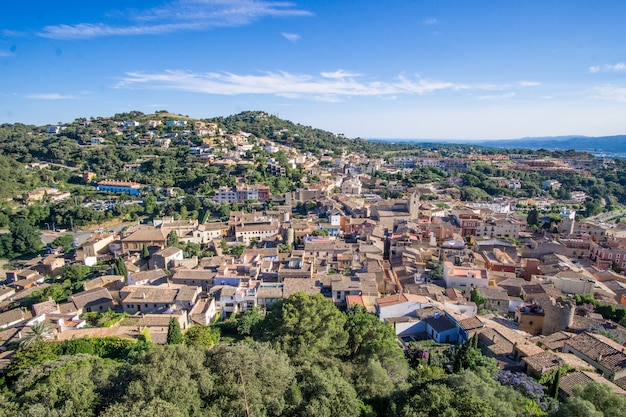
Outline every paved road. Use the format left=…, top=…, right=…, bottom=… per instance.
left=40, top=220, right=139, bottom=248
left=592, top=209, right=626, bottom=223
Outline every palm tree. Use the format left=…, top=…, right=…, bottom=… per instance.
left=19, top=322, right=54, bottom=349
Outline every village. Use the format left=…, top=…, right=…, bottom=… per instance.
left=1, top=114, right=626, bottom=405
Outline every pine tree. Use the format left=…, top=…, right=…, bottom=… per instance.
left=167, top=317, right=183, bottom=345
left=142, top=243, right=150, bottom=259
left=527, top=207, right=539, bottom=227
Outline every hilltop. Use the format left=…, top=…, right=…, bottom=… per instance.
left=205, top=111, right=425, bottom=156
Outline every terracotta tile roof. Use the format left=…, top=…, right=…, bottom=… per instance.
left=154, top=246, right=183, bottom=257
left=477, top=286, right=510, bottom=300
left=121, top=286, right=178, bottom=304
left=538, top=331, right=574, bottom=351
left=479, top=328, right=514, bottom=356
left=424, top=315, right=456, bottom=333
left=69, top=288, right=113, bottom=309
left=235, top=223, right=279, bottom=232
left=172, top=269, right=216, bottom=280
left=614, top=376, right=626, bottom=391
left=257, top=286, right=283, bottom=299
left=523, top=351, right=592, bottom=375
left=346, top=295, right=365, bottom=308
left=282, top=278, right=322, bottom=297
left=564, top=332, right=626, bottom=374
left=83, top=275, right=125, bottom=291
left=559, top=370, right=626, bottom=397
left=0, top=308, right=26, bottom=327
left=131, top=269, right=168, bottom=283
left=31, top=299, right=59, bottom=316
left=122, top=227, right=167, bottom=242
left=458, top=316, right=484, bottom=332
left=375, top=293, right=429, bottom=307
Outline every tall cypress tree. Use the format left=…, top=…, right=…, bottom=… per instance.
left=550, top=368, right=562, bottom=399
left=167, top=317, right=183, bottom=345
left=471, top=333, right=478, bottom=349
left=114, top=257, right=128, bottom=284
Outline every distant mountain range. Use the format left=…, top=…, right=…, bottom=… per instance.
left=369, top=135, right=626, bottom=155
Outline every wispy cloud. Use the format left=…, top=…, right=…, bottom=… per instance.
left=589, top=63, right=626, bottom=73
left=469, top=81, right=539, bottom=91
left=423, top=17, right=439, bottom=25
left=115, top=69, right=533, bottom=102
left=38, top=0, right=313, bottom=39
left=281, top=32, right=301, bottom=43
left=591, top=84, right=626, bottom=102
left=518, top=81, right=540, bottom=87
left=25, top=93, right=79, bottom=100
left=0, top=51, right=16, bottom=58
left=2, top=29, right=27, bottom=37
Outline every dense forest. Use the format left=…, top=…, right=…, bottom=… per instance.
left=2, top=294, right=623, bottom=417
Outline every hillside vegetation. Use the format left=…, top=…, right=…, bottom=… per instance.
left=3, top=294, right=620, bottom=417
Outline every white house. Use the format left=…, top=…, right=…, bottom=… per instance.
left=375, top=293, right=432, bottom=321
left=442, top=262, right=489, bottom=290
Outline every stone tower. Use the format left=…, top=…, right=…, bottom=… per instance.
left=409, top=191, right=420, bottom=219
left=541, top=296, right=575, bottom=336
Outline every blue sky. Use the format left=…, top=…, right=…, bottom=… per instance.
left=1, top=0, right=626, bottom=139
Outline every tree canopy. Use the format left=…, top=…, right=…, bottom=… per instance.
left=2, top=293, right=624, bottom=417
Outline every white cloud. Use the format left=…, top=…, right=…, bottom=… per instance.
left=591, top=84, right=626, bottom=102
left=320, top=70, right=363, bottom=79
left=39, top=23, right=200, bottom=39
left=38, top=0, right=313, bottom=39
left=518, top=81, right=540, bottom=87
left=423, top=18, right=439, bottom=25
left=472, top=81, right=539, bottom=91
left=25, top=93, right=79, bottom=100
left=281, top=32, right=300, bottom=42
left=588, top=63, right=626, bottom=73
left=115, top=69, right=524, bottom=101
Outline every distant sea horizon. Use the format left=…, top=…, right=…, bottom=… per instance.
left=365, top=136, right=626, bottom=158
